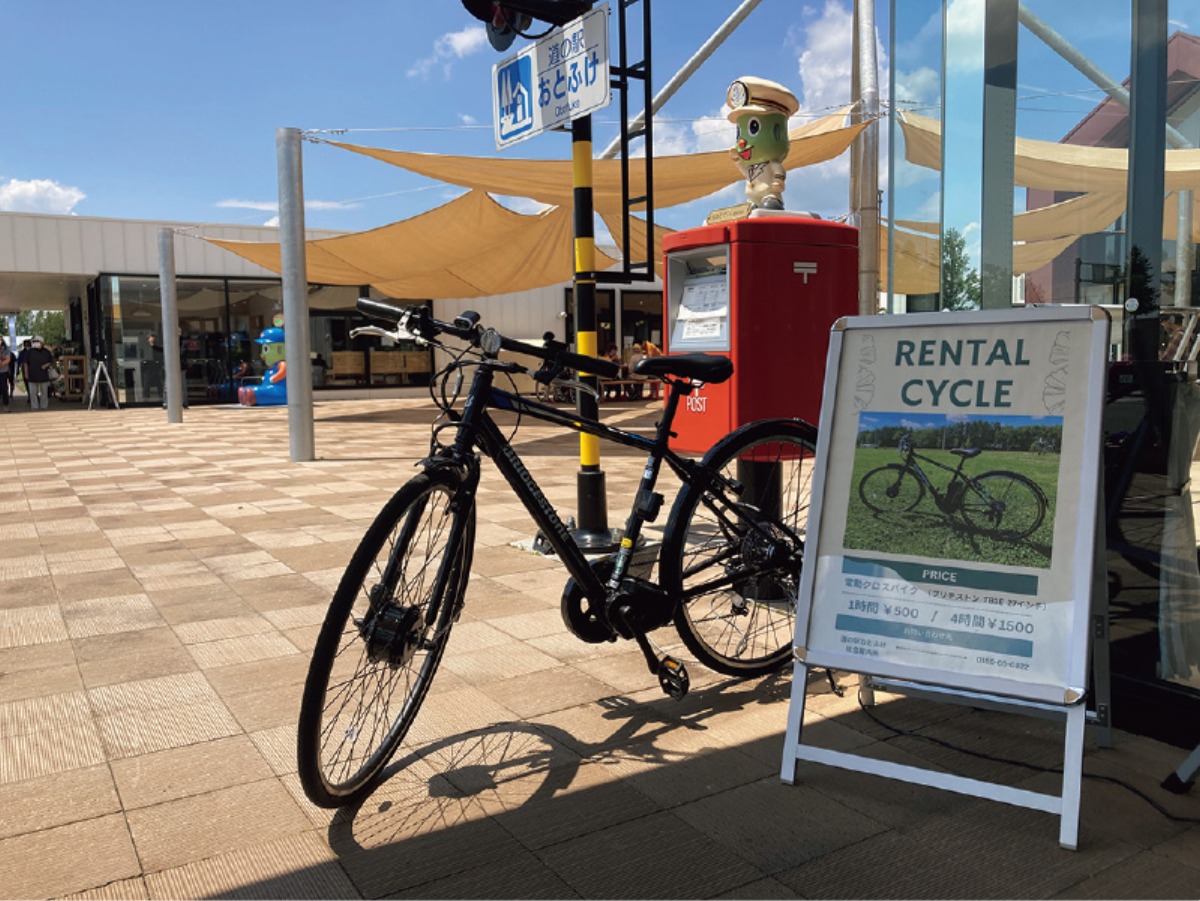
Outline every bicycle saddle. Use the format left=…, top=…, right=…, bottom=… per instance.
left=950, top=448, right=982, bottom=458
left=633, top=353, right=733, bottom=384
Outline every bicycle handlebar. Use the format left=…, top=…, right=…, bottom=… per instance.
left=356, top=297, right=621, bottom=380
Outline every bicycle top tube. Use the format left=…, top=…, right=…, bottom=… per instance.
left=355, top=297, right=733, bottom=439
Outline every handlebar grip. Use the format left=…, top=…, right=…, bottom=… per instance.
left=356, top=297, right=408, bottom=323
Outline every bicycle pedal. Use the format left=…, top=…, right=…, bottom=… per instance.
left=657, top=656, right=690, bottom=700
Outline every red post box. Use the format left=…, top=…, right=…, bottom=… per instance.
left=662, top=217, right=859, bottom=452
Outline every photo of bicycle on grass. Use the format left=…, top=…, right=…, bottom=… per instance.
left=843, top=412, right=1061, bottom=568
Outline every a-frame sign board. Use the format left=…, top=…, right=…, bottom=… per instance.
left=87, top=360, right=120, bottom=411
left=782, top=305, right=1110, bottom=850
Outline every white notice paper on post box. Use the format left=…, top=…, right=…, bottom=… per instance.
left=675, top=274, right=729, bottom=345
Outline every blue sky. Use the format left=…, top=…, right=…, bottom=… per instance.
left=1, top=1, right=1195, bottom=242
left=0, top=0, right=881, bottom=236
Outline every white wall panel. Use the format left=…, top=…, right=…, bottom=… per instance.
left=0, top=212, right=343, bottom=280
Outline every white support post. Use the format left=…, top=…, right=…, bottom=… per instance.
left=276, top=127, right=315, bottom=462
left=156, top=228, right=184, bottom=423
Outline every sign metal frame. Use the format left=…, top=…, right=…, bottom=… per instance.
left=781, top=305, right=1112, bottom=850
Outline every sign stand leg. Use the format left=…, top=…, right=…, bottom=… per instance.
left=780, top=660, right=809, bottom=784
left=782, top=678, right=1089, bottom=850
left=1090, top=477, right=1113, bottom=748
left=1059, top=702, right=1087, bottom=849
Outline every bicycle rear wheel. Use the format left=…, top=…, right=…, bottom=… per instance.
left=297, top=468, right=475, bottom=808
left=959, top=471, right=1047, bottom=540
left=661, top=419, right=817, bottom=676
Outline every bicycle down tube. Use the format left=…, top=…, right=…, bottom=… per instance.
left=451, top=361, right=697, bottom=603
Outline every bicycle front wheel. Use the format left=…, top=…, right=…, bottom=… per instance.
left=297, top=468, right=475, bottom=808
left=858, top=464, right=924, bottom=514
left=661, top=419, right=817, bottom=677
left=959, top=471, right=1046, bottom=540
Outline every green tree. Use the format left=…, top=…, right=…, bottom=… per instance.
left=940, top=227, right=981, bottom=311
left=15, top=310, right=66, bottom=346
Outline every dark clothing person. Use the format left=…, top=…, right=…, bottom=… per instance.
left=0, top=343, right=10, bottom=410
left=23, top=338, right=55, bottom=411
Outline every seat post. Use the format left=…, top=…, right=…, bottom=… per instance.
left=652, top=379, right=689, bottom=450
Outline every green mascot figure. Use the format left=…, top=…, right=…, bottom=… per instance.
left=238, top=326, right=287, bottom=406
left=726, top=75, right=800, bottom=211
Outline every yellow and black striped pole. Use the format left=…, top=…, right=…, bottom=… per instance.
left=571, top=114, right=616, bottom=550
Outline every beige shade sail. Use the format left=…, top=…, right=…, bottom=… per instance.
left=597, top=209, right=675, bottom=277
left=879, top=225, right=1079, bottom=296
left=900, top=111, right=1200, bottom=192
left=326, top=108, right=867, bottom=210
left=207, top=190, right=618, bottom=299
left=880, top=225, right=941, bottom=295
left=896, top=191, right=1127, bottom=243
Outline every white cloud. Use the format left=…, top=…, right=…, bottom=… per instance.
left=217, top=199, right=276, bottom=211
left=0, top=178, right=85, bottom=213
left=493, top=195, right=552, bottom=215
left=407, top=25, right=488, bottom=79
left=792, top=0, right=855, bottom=116
left=459, top=113, right=478, bottom=125
left=894, top=66, right=939, bottom=113
left=262, top=215, right=280, bottom=227
left=651, top=110, right=731, bottom=157
left=216, top=198, right=360, bottom=213
left=945, top=0, right=986, bottom=73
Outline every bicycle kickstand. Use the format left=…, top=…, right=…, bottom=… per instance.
left=633, top=631, right=690, bottom=700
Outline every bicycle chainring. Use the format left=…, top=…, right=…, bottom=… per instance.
left=561, top=559, right=618, bottom=644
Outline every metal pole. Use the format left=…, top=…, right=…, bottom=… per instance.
left=980, top=0, right=1018, bottom=309
left=854, top=0, right=881, bottom=315
left=886, top=0, right=896, bottom=313
left=597, top=0, right=764, bottom=159
left=572, top=114, right=618, bottom=551
left=156, top=227, right=183, bottom=423
left=276, top=127, right=315, bottom=462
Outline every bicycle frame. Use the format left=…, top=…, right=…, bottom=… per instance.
left=442, top=361, right=711, bottom=605
left=897, top=445, right=973, bottom=511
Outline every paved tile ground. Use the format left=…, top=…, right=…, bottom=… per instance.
left=0, top=396, right=1198, bottom=899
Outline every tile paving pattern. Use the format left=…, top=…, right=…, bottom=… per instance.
left=0, top=398, right=1195, bottom=898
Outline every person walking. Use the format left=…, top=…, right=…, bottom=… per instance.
left=22, top=336, right=54, bottom=411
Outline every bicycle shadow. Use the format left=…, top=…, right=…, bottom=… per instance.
left=322, top=667, right=810, bottom=864
left=857, top=508, right=1053, bottom=565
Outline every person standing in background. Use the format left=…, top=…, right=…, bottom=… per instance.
left=0, top=341, right=10, bottom=412
left=22, top=336, right=54, bottom=411
left=16, top=339, right=31, bottom=406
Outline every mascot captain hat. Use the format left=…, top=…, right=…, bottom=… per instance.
left=725, top=76, right=799, bottom=122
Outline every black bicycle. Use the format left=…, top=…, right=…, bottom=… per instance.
left=297, top=299, right=817, bottom=808
left=858, top=433, right=1048, bottom=541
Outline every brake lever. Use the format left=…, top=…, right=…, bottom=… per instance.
left=350, top=315, right=429, bottom=346
left=551, top=377, right=599, bottom=401
left=349, top=325, right=397, bottom=340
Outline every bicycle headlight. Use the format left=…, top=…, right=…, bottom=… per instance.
left=480, top=328, right=503, bottom=356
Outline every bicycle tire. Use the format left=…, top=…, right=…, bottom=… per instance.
left=858, top=464, right=925, bottom=514
left=661, top=418, right=817, bottom=677
left=958, top=471, right=1047, bottom=541
left=297, top=468, right=475, bottom=808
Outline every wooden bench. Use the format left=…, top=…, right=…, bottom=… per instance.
left=600, top=378, right=658, bottom=401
